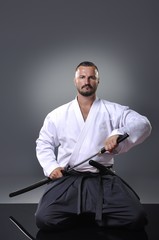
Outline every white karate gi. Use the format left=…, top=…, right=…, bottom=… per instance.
left=36, top=97, right=151, bottom=177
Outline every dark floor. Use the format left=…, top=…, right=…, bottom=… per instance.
left=1, top=204, right=159, bottom=240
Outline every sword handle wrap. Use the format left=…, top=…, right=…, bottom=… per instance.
left=100, top=133, right=129, bottom=154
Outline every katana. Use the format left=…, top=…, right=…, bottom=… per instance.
left=9, top=133, right=129, bottom=198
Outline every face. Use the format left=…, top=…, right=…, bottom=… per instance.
left=74, top=66, right=99, bottom=97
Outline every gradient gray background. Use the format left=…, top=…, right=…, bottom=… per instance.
left=0, top=0, right=158, bottom=203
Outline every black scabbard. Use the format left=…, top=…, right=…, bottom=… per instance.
left=9, top=177, right=51, bottom=198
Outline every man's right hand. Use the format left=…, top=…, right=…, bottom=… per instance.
left=49, top=167, right=64, bottom=179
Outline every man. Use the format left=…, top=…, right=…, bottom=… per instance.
left=35, top=61, right=152, bottom=231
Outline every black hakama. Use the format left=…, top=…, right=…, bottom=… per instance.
left=35, top=170, right=147, bottom=230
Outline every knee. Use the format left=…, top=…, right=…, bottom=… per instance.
left=35, top=207, right=59, bottom=230
left=35, top=209, right=51, bottom=230
left=98, top=207, right=148, bottom=230
left=129, top=208, right=148, bottom=230
left=35, top=209, right=78, bottom=230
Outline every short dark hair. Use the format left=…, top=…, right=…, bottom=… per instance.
left=75, top=61, right=99, bottom=71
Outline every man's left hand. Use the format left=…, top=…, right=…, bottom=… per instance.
left=104, top=135, right=119, bottom=152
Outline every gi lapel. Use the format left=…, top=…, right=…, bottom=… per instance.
left=68, top=97, right=100, bottom=168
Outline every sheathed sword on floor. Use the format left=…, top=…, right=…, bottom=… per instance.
left=9, top=133, right=129, bottom=198
left=9, top=216, right=35, bottom=240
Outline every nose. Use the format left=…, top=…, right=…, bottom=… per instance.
left=85, top=77, right=90, bottom=84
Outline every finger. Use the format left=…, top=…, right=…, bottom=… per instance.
left=49, top=171, right=58, bottom=179
left=105, top=142, right=117, bottom=152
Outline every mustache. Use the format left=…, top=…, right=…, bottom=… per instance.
left=82, top=84, right=93, bottom=89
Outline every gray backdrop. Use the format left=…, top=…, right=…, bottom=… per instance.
left=0, top=0, right=158, bottom=203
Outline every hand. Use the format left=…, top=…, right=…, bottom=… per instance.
left=49, top=167, right=64, bottom=179
left=104, top=135, right=119, bottom=152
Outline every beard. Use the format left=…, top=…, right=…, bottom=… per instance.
left=77, top=84, right=97, bottom=97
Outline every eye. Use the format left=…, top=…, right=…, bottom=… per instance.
left=79, top=75, right=85, bottom=79
left=89, top=76, right=97, bottom=80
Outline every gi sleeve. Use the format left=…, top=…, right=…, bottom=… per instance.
left=36, top=113, right=60, bottom=177
left=109, top=107, right=152, bottom=154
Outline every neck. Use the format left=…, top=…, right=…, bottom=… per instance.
left=76, top=94, right=96, bottom=121
left=77, top=94, right=96, bottom=107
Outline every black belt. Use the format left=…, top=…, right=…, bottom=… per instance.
left=65, top=163, right=114, bottom=221
left=76, top=173, right=105, bottom=220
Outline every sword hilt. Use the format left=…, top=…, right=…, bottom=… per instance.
left=99, top=133, right=129, bottom=154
